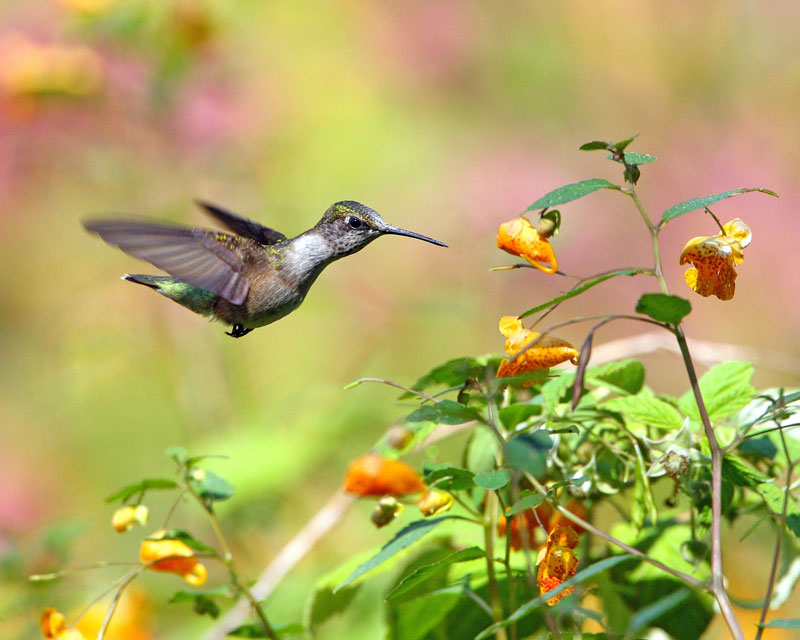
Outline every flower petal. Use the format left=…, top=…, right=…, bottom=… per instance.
left=343, top=454, right=426, bottom=497
left=497, top=217, right=558, bottom=273
left=139, top=531, right=208, bottom=585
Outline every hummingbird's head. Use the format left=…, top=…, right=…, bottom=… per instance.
left=317, top=201, right=447, bottom=257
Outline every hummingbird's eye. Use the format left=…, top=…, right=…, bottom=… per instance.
left=346, top=216, right=363, bottom=229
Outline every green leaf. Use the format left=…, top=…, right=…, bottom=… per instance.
left=524, top=178, right=620, bottom=211
left=385, top=547, right=485, bottom=602
left=169, top=587, right=231, bottom=603
left=423, top=464, right=476, bottom=491
left=228, top=623, right=305, bottom=637
left=406, top=357, right=500, bottom=395
left=192, top=470, right=235, bottom=502
left=475, top=555, right=636, bottom=639
left=600, top=394, right=683, bottom=431
left=660, top=187, right=778, bottom=224
left=587, top=359, right=645, bottom=395
left=541, top=372, right=575, bottom=414
left=627, top=588, right=691, bottom=636
left=465, top=427, right=500, bottom=474
left=758, top=619, right=800, bottom=629
left=738, top=436, right=777, bottom=459
left=149, top=529, right=216, bottom=554
left=579, top=140, right=611, bottom=151
left=499, top=404, right=541, bottom=430
left=335, top=517, right=455, bottom=591
left=474, top=469, right=511, bottom=490
left=635, top=293, right=691, bottom=325
left=721, top=454, right=769, bottom=487
left=519, top=268, right=641, bottom=318
left=506, top=491, right=546, bottom=517
left=678, top=361, right=755, bottom=422
left=105, top=478, right=178, bottom=504
left=166, top=446, right=187, bottom=463
left=505, top=432, right=553, bottom=476
left=607, top=152, right=657, bottom=166
left=612, top=134, right=639, bottom=151
left=406, top=400, right=480, bottom=425
left=756, top=482, right=800, bottom=539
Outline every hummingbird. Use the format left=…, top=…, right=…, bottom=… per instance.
left=83, top=200, right=447, bottom=338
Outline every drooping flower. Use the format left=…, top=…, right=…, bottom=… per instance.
left=679, top=218, right=751, bottom=301
left=40, top=608, right=87, bottom=640
left=418, top=490, right=454, bottom=517
left=343, top=454, right=426, bottom=497
left=496, top=316, right=579, bottom=380
left=371, top=496, right=404, bottom=528
left=497, top=217, right=558, bottom=273
left=139, top=531, right=207, bottom=586
left=112, top=504, right=149, bottom=533
left=537, top=525, right=580, bottom=605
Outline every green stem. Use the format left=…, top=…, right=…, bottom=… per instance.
left=627, top=187, right=669, bottom=294
left=674, top=328, right=744, bottom=640
left=484, top=490, right=509, bottom=640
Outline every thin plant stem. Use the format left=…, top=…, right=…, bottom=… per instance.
left=675, top=328, right=745, bottom=640
left=755, top=425, right=796, bottom=640
left=347, top=377, right=439, bottom=403
left=97, top=569, right=141, bottom=640
left=484, top=490, right=509, bottom=640
left=626, top=186, right=669, bottom=294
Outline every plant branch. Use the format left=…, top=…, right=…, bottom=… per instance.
left=348, top=377, right=439, bottom=403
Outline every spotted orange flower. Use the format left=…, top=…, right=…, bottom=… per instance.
left=139, top=531, right=207, bottom=586
left=496, top=316, right=579, bottom=380
left=497, top=217, right=558, bottom=273
left=679, top=218, right=751, bottom=301
left=40, top=608, right=87, bottom=640
left=537, top=525, right=580, bottom=605
left=343, top=454, right=426, bottom=497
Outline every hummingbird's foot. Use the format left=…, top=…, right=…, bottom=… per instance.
left=226, top=324, right=253, bottom=338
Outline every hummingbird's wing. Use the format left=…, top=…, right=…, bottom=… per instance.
left=84, top=219, right=250, bottom=305
left=195, top=200, right=287, bottom=245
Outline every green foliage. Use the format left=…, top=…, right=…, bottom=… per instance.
left=635, top=293, right=691, bottom=325
left=660, top=187, right=778, bottom=224
left=524, top=178, right=620, bottom=211
left=104, top=477, right=178, bottom=503
left=678, top=361, right=755, bottom=422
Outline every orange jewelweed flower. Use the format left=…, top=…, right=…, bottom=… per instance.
left=679, top=218, right=751, bottom=301
left=343, top=454, right=426, bottom=497
left=40, top=608, right=87, bottom=640
left=418, top=490, right=454, bottom=517
left=139, top=530, right=207, bottom=586
left=497, top=217, right=558, bottom=273
left=537, top=525, right=580, bottom=606
left=496, top=316, right=579, bottom=379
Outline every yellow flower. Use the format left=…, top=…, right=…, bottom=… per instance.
left=679, top=218, right=751, bottom=301
left=496, top=316, right=579, bottom=380
left=497, top=217, right=558, bottom=273
left=537, top=525, right=580, bottom=606
left=40, top=608, right=87, bottom=640
left=417, top=490, right=454, bottom=517
left=343, top=454, right=426, bottom=497
left=139, top=531, right=207, bottom=586
left=74, top=589, right=153, bottom=640
left=112, top=505, right=149, bottom=533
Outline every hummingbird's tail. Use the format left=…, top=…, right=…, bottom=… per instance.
left=121, top=274, right=218, bottom=316
left=122, top=273, right=170, bottom=289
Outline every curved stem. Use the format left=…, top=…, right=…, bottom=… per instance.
left=626, top=187, right=669, bottom=294
left=348, top=377, right=439, bottom=403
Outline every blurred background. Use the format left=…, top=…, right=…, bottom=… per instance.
left=1, top=1, right=798, bottom=638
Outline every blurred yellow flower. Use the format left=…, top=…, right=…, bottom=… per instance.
left=139, top=531, right=207, bottom=586
left=497, top=217, right=558, bottom=273
left=679, top=218, right=751, bottom=301
left=537, top=525, right=580, bottom=606
left=496, top=316, right=578, bottom=380
left=74, top=590, right=153, bottom=640
left=112, top=505, right=149, bottom=533
left=370, top=496, right=404, bottom=528
left=0, top=35, right=103, bottom=104
left=343, top=454, right=426, bottom=497
left=53, top=0, right=116, bottom=15
left=40, top=608, right=86, bottom=640
left=417, top=490, right=454, bottom=516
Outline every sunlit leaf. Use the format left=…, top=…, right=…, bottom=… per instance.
left=524, top=178, right=620, bottom=212
left=506, top=491, right=546, bottom=517
left=386, top=547, right=485, bottom=602
left=635, top=293, right=691, bottom=325
left=474, top=469, right=511, bottom=490
left=678, top=361, right=754, bottom=422
left=660, top=188, right=777, bottom=225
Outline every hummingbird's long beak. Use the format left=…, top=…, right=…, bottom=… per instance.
left=382, top=225, right=448, bottom=247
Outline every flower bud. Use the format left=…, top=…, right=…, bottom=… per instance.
left=112, top=504, right=149, bottom=533
left=370, top=497, right=403, bottom=528
left=417, top=490, right=454, bottom=517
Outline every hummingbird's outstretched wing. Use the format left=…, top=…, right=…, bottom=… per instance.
left=195, top=200, right=287, bottom=245
left=84, top=219, right=250, bottom=305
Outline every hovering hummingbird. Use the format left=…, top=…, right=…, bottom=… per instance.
left=84, top=200, right=447, bottom=338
